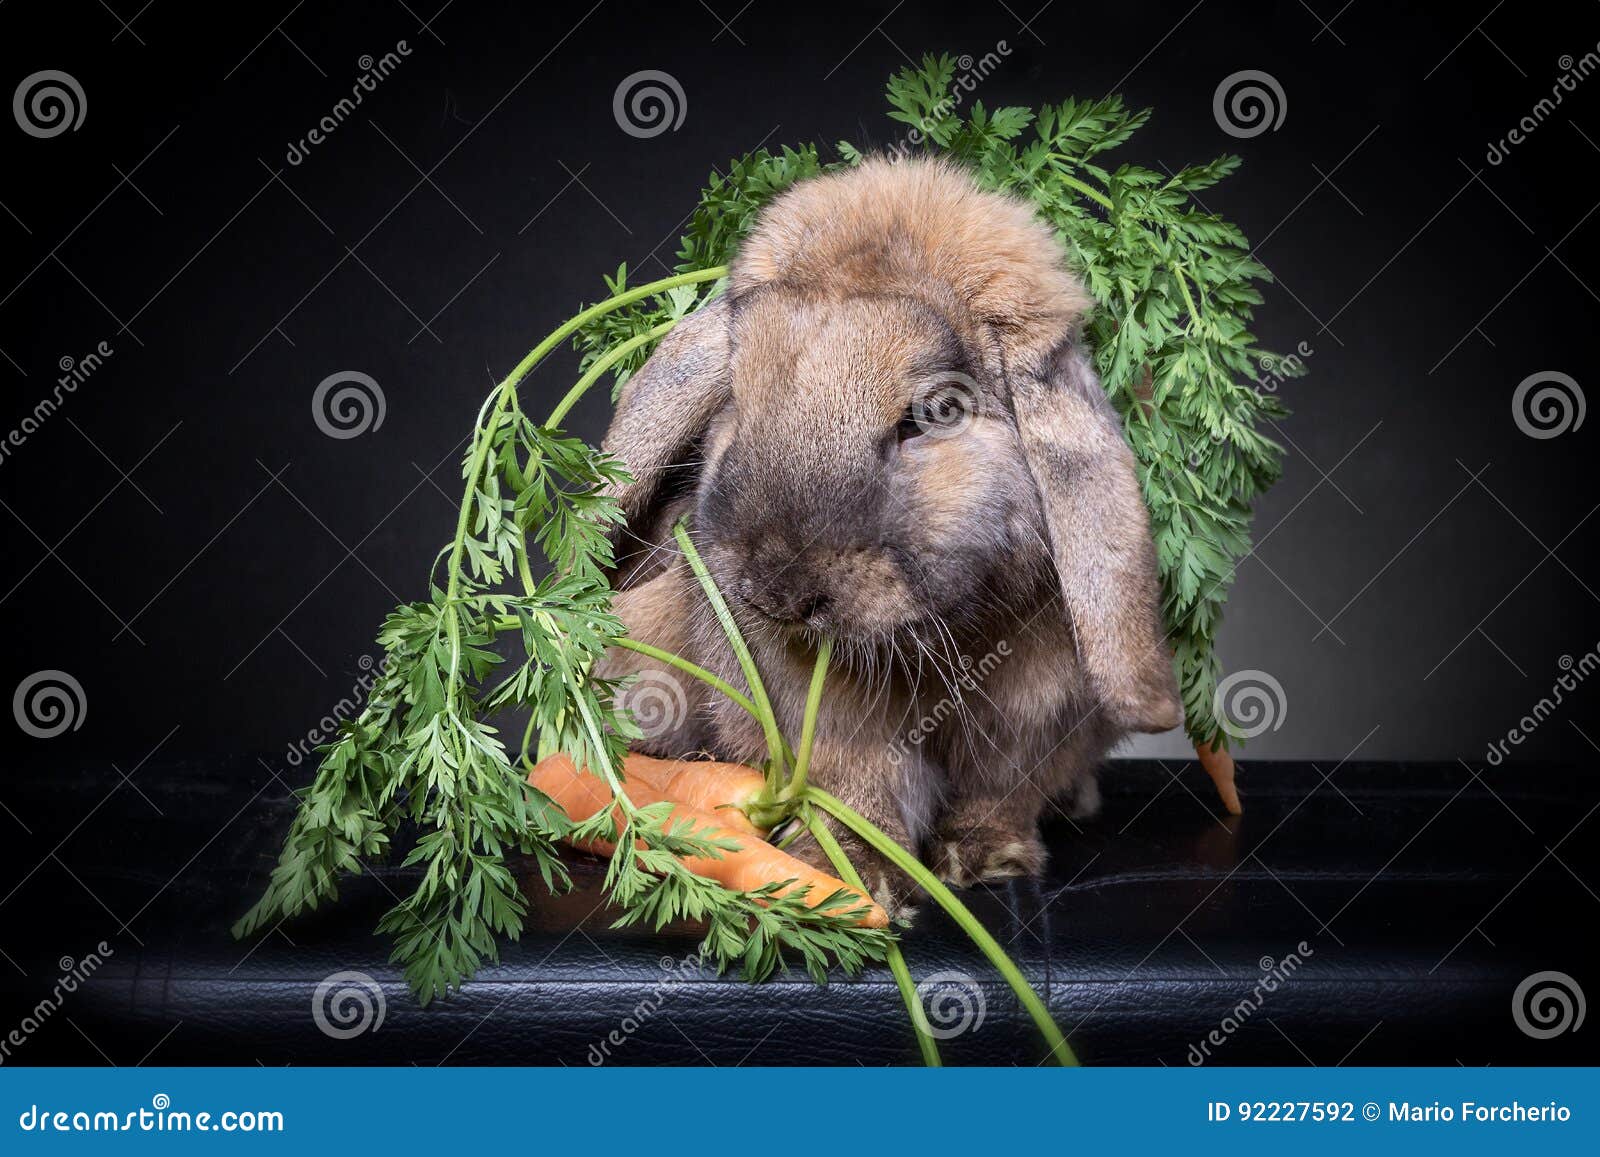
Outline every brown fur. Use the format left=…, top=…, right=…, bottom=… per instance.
left=598, top=158, right=1181, bottom=915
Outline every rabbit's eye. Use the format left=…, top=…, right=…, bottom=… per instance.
left=900, top=375, right=980, bottom=442
left=896, top=406, right=930, bottom=442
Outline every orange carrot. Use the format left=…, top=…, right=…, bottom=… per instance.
left=615, top=752, right=769, bottom=837
left=1196, top=741, right=1242, bottom=815
left=526, top=753, right=887, bottom=927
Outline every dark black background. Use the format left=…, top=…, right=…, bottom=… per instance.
left=3, top=0, right=1600, bottom=1075
left=4, top=0, right=1599, bottom=774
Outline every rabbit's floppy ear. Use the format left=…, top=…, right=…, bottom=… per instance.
left=1010, top=343, right=1183, bottom=733
left=601, top=296, right=731, bottom=584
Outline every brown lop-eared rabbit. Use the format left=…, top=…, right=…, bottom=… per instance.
left=598, top=157, right=1182, bottom=916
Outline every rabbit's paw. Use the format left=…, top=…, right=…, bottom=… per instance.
left=930, top=823, right=1047, bottom=887
left=792, top=828, right=921, bottom=923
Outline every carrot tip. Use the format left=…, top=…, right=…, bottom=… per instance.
left=1196, top=741, right=1243, bottom=816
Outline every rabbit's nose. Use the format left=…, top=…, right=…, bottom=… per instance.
left=794, top=591, right=832, bottom=622
left=739, top=574, right=831, bottom=626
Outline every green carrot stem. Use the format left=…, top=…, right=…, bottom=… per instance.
left=805, top=787, right=1078, bottom=1066
left=528, top=265, right=726, bottom=416
left=672, top=521, right=787, bottom=785
left=1052, top=164, right=1115, bottom=211
left=790, top=651, right=933, bottom=1068
left=612, top=637, right=760, bottom=720
left=442, top=386, right=513, bottom=710
left=805, top=808, right=942, bottom=1067
left=1171, top=262, right=1201, bottom=331
left=536, top=266, right=724, bottom=427
left=784, top=637, right=832, bottom=799
left=548, top=321, right=674, bottom=427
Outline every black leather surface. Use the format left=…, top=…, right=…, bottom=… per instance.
left=1, top=755, right=1594, bottom=1065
